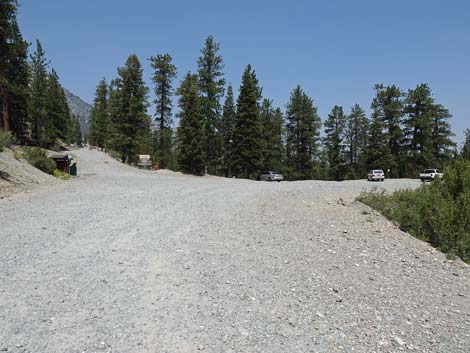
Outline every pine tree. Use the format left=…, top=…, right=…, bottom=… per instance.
left=197, top=35, right=225, bottom=174
left=366, top=112, right=393, bottom=174
left=285, top=86, right=322, bottom=179
left=176, top=73, right=205, bottom=175
left=323, top=105, right=346, bottom=180
left=403, top=84, right=435, bottom=177
left=149, top=53, right=177, bottom=169
left=371, top=84, right=403, bottom=175
left=107, top=78, right=121, bottom=152
left=462, top=129, right=470, bottom=160
left=112, top=55, right=150, bottom=164
left=42, top=69, right=71, bottom=146
left=344, top=104, right=368, bottom=178
left=286, top=86, right=302, bottom=177
left=30, top=40, right=49, bottom=145
left=259, top=100, right=284, bottom=173
left=68, top=114, right=82, bottom=146
left=430, top=103, right=455, bottom=167
left=231, top=65, right=262, bottom=179
left=220, top=84, right=236, bottom=176
left=89, top=78, right=109, bottom=148
left=0, top=1, right=30, bottom=141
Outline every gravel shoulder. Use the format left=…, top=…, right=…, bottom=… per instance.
left=1, top=149, right=469, bottom=353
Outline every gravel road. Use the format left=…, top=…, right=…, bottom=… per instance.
left=1, top=149, right=469, bottom=353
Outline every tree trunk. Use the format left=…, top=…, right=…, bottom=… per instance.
left=2, top=92, right=10, bottom=132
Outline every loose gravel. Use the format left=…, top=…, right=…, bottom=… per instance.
left=1, top=149, right=469, bottom=353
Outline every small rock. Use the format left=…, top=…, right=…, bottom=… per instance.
left=392, top=336, right=405, bottom=346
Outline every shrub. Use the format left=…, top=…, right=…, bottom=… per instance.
left=13, top=149, right=24, bottom=160
left=108, top=149, right=122, bottom=161
left=24, top=147, right=56, bottom=175
left=0, top=130, right=12, bottom=152
left=53, top=169, right=70, bottom=180
left=357, top=159, right=470, bottom=262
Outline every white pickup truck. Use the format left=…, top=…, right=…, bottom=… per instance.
left=419, top=169, right=443, bottom=182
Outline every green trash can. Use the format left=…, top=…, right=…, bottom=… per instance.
left=70, top=163, right=77, bottom=176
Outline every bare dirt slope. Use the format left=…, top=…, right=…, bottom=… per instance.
left=1, top=149, right=469, bottom=353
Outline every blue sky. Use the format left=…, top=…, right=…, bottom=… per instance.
left=19, top=0, right=469, bottom=144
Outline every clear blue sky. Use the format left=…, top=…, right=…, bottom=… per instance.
left=19, top=0, right=469, bottom=144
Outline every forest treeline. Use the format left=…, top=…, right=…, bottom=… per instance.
left=2, top=1, right=470, bottom=180
left=0, top=0, right=82, bottom=149
left=88, top=35, right=468, bottom=180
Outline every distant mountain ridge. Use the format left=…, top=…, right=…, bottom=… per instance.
left=64, top=88, right=91, bottom=136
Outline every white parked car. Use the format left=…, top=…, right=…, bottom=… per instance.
left=419, top=169, right=443, bottom=182
left=367, top=169, right=385, bottom=182
left=258, top=171, right=284, bottom=182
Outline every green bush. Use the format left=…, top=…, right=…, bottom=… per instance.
left=0, top=130, right=12, bottom=152
left=24, top=147, right=56, bottom=174
left=357, top=159, right=470, bottom=262
left=108, top=149, right=122, bottom=161
left=13, top=148, right=24, bottom=159
left=53, top=169, right=70, bottom=179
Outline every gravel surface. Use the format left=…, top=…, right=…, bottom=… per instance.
left=1, top=149, right=469, bottom=353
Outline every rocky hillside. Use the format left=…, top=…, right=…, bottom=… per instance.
left=64, top=89, right=92, bottom=137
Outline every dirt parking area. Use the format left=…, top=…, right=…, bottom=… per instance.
left=1, top=149, right=469, bottom=353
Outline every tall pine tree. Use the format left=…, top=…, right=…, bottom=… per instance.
left=344, top=104, right=368, bottom=178
left=68, top=114, right=82, bottom=146
left=403, top=84, right=435, bottom=176
left=231, top=65, right=262, bottom=179
left=89, top=78, right=109, bottom=149
left=430, top=103, right=455, bottom=167
left=324, top=105, right=346, bottom=180
left=112, top=54, right=150, bottom=164
left=107, top=78, right=122, bottom=152
left=285, top=86, right=321, bottom=179
left=30, top=40, right=49, bottom=146
left=176, top=73, right=205, bottom=175
left=0, top=0, right=30, bottom=141
left=149, top=53, right=177, bottom=169
left=371, top=84, right=403, bottom=176
left=197, top=35, right=225, bottom=174
left=44, top=69, right=72, bottom=146
left=366, top=112, right=393, bottom=174
left=462, top=129, right=470, bottom=160
left=220, top=84, right=236, bottom=176
left=260, top=99, right=284, bottom=173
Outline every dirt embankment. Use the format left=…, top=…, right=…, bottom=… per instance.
left=0, top=147, right=57, bottom=198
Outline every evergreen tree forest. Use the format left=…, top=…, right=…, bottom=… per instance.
left=2, top=1, right=464, bottom=180
left=0, top=1, right=79, bottom=148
